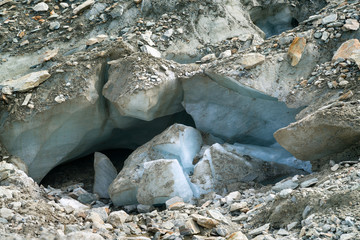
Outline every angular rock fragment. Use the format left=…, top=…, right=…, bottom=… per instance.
left=288, top=37, right=306, bottom=66
left=1, top=70, right=50, bottom=92
left=93, top=152, right=117, bottom=199
left=191, top=214, right=219, bottom=229
left=343, top=19, right=359, bottom=31
left=33, top=2, right=49, bottom=12
left=137, top=159, right=193, bottom=205
left=140, top=45, right=161, bottom=58
left=239, top=53, right=265, bottom=69
left=73, top=0, right=95, bottom=15
left=332, top=39, right=360, bottom=61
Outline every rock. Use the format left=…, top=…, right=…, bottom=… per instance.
left=277, top=229, right=289, bottom=236
left=332, top=39, right=360, bottom=61
left=343, top=19, right=359, bottom=31
left=59, top=197, right=89, bottom=211
left=249, top=223, right=270, bottom=236
left=350, top=50, right=360, bottom=70
left=136, top=159, right=193, bottom=205
left=340, top=233, right=357, bottom=240
left=274, top=103, right=360, bottom=161
left=180, top=219, right=200, bottom=235
left=279, top=189, right=293, bottom=198
left=331, top=164, right=339, bottom=171
left=103, top=54, right=183, bottom=121
left=191, top=214, right=219, bottom=229
left=109, top=124, right=202, bottom=206
left=207, top=210, right=229, bottom=224
left=230, top=202, right=248, bottom=212
left=165, top=196, right=184, bottom=209
left=1, top=70, right=51, bottom=92
left=193, top=143, right=303, bottom=193
left=227, top=231, right=248, bottom=240
left=78, top=193, right=98, bottom=204
left=140, top=45, right=161, bottom=58
left=93, top=152, right=117, bottom=198
left=300, top=178, right=318, bottom=188
left=0, top=207, right=14, bottom=220
left=288, top=37, right=306, bottom=66
left=8, top=156, right=28, bottom=174
left=0, top=187, right=13, bottom=198
left=73, top=0, right=95, bottom=15
left=65, top=231, right=104, bottom=240
left=272, top=180, right=298, bottom=192
left=137, top=204, right=153, bottom=213
left=238, top=53, right=265, bottom=69
left=219, top=50, right=232, bottom=59
left=201, top=53, right=216, bottom=63
left=49, top=21, right=60, bottom=30
left=107, top=210, right=129, bottom=227
left=322, top=14, right=337, bottom=25
left=33, top=2, right=49, bottom=12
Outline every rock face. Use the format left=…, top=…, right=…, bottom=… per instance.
left=274, top=103, right=360, bottom=161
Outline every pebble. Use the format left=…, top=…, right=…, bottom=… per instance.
left=33, top=2, right=49, bottom=12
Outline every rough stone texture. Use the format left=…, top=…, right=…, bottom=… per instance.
left=137, top=159, right=193, bottom=205
left=288, top=37, right=307, bottom=66
left=275, top=102, right=360, bottom=161
left=93, top=152, right=117, bottom=199
left=332, top=39, right=360, bottom=61
left=238, top=53, right=265, bottom=69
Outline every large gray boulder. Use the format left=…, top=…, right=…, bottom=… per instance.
left=274, top=102, right=360, bottom=161
left=109, top=124, right=202, bottom=206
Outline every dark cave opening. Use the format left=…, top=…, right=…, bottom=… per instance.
left=251, top=5, right=299, bottom=38
left=40, top=148, right=133, bottom=192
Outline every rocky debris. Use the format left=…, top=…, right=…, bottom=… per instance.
left=1, top=0, right=360, bottom=239
left=0, top=157, right=359, bottom=239
left=93, top=152, right=117, bottom=199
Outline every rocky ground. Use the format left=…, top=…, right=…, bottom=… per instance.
left=1, top=0, right=360, bottom=239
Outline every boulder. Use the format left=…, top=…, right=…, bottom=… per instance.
left=93, top=152, right=117, bottom=199
left=109, top=124, right=202, bottom=206
left=192, top=143, right=305, bottom=193
left=274, top=102, right=360, bottom=161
